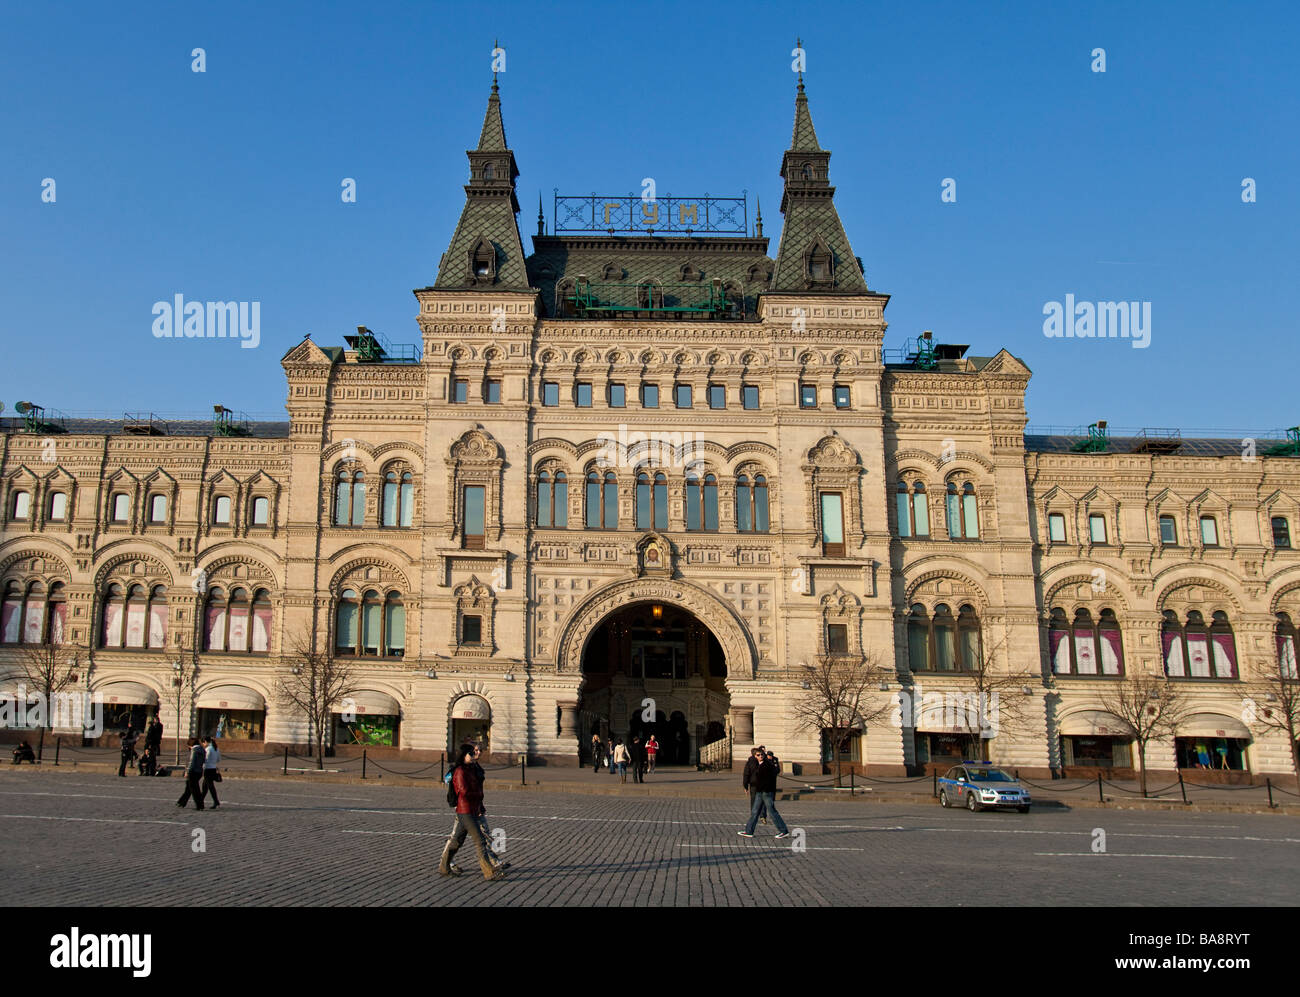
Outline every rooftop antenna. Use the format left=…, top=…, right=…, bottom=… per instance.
left=492, top=37, right=500, bottom=93
left=796, top=36, right=804, bottom=91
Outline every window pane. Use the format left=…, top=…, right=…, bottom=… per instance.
left=754, top=480, right=769, bottom=532
left=687, top=482, right=700, bottom=531
left=485, top=380, right=501, bottom=404
left=537, top=479, right=552, bottom=527
left=800, top=385, right=816, bottom=408
left=50, top=492, right=68, bottom=520
left=335, top=480, right=350, bottom=525
left=603, top=479, right=618, bottom=528
left=576, top=383, right=592, bottom=407
left=1162, top=628, right=1185, bottom=676
left=336, top=602, right=358, bottom=650
left=609, top=383, right=625, bottom=407
left=1099, top=627, right=1123, bottom=675
left=463, top=615, right=482, bottom=644
left=636, top=477, right=650, bottom=529
left=252, top=496, right=269, bottom=525
left=1273, top=518, right=1291, bottom=549
left=960, top=628, right=981, bottom=670
left=453, top=380, right=468, bottom=403
left=228, top=604, right=249, bottom=652
left=22, top=599, right=45, bottom=644
left=149, top=494, right=166, bottom=523
left=1186, top=632, right=1211, bottom=677
left=586, top=478, right=600, bottom=528
left=946, top=491, right=961, bottom=538
left=113, top=494, right=129, bottom=521
left=962, top=493, right=979, bottom=538
left=543, top=382, right=559, bottom=406
left=935, top=624, right=956, bottom=671
left=1073, top=632, right=1098, bottom=674
left=643, top=384, right=658, bottom=408
left=252, top=604, right=271, bottom=652
left=102, top=601, right=123, bottom=646
left=554, top=476, right=567, bottom=527
left=896, top=491, right=911, bottom=537
left=708, top=385, right=725, bottom=409
left=1089, top=515, right=1107, bottom=543
left=47, top=601, right=67, bottom=645
left=675, top=384, right=692, bottom=408
left=351, top=482, right=365, bottom=525
left=400, top=482, right=413, bottom=527
left=362, top=601, right=381, bottom=654
left=1049, top=513, right=1066, bottom=542
left=654, top=478, right=667, bottom=530
left=820, top=493, right=843, bottom=543
left=914, top=493, right=929, bottom=536
left=737, top=482, right=752, bottom=532
left=834, top=385, right=850, bottom=408
left=742, top=385, right=758, bottom=410
left=1200, top=517, right=1218, bottom=546
left=125, top=600, right=146, bottom=648
left=1159, top=516, right=1177, bottom=544
left=1211, top=633, right=1236, bottom=678
left=13, top=492, right=30, bottom=518
left=908, top=621, right=929, bottom=671
left=386, top=603, right=405, bottom=654
left=464, top=486, right=485, bottom=537
left=213, top=496, right=230, bottom=524
left=382, top=482, right=398, bottom=526
left=1049, top=627, right=1069, bottom=673
left=704, top=479, right=718, bottom=531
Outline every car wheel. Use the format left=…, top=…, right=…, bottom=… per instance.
left=939, top=789, right=950, bottom=808
left=1017, top=806, right=1030, bottom=814
left=967, top=791, right=980, bottom=812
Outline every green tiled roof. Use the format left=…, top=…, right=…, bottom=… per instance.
left=477, top=84, right=508, bottom=152
left=791, top=85, right=821, bottom=151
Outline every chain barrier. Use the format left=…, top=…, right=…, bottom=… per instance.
left=1016, top=777, right=1096, bottom=793
left=1270, top=782, right=1300, bottom=798
left=855, top=773, right=934, bottom=785
left=366, top=759, right=443, bottom=779
left=1101, top=777, right=1181, bottom=796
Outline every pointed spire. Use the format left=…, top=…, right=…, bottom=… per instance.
left=477, top=80, right=508, bottom=152
left=791, top=80, right=821, bottom=152
left=755, top=196, right=763, bottom=238
left=537, top=192, right=545, bottom=236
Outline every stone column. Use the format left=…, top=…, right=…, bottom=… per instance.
left=558, top=701, right=579, bottom=739
left=731, top=705, right=755, bottom=745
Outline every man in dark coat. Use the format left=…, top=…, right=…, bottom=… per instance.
left=741, top=746, right=768, bottom=824
left=175, top=738, right=207, bottom=810
left=739, top=749, right=789, bottom=838
left=630, top=736, right=647, bottom=784
left=117, top=726, right=138, bottom=777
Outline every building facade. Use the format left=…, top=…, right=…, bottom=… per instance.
left=2, top=80, right=1299, bottom=781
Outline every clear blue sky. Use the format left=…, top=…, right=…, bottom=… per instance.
left=1, top=1, right=1295, bottom=431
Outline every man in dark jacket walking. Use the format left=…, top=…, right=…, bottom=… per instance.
left=742, top=746, right=769, bottom=824
left=738, top=749, right=789, bottom=838
left=175, top=738, right=207, bottom=810
left=630, top=735, right=647, bottom=783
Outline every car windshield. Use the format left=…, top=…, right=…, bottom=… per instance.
left=967, top=767, right=1013, bottom=782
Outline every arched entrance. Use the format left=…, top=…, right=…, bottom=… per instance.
left=577, top=600, right=730, bottom=766
left=450, top=694, right=492, bottom=753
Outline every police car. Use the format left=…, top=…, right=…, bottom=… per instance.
left=937, top=762, right=1031, bottom=813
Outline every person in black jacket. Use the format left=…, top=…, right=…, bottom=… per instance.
left=739, top=749, right=789, bottom=838
left=117, top=726, right=138, bottom=777
left=175, top=738, right=207, bottom=810
left=741, top=746, right=769, bottom=824
left=630, top=736, right=647, bottom=783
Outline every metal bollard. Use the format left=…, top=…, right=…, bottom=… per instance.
left=283, top=746, right=288, bottom=775
left=1097, top=773, right=1104, bottom=803
left=1178, top=770, right=1188, bottom=805
left=521, top=754, right=526, bottom=786
left=54, top=738, right=60, bottom=767
left=1267, top=777, right=1274, bottom=809
left=850, top=768, right=855, bottom=796
left=933, top=771, right=938, bottom=798
left=362, top=749, right=367, bottom=780
left=440, top=753, right=445, bottom=780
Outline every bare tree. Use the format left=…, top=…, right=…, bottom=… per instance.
left=791, top=650, right=896, bottom=787
left=7, top=642, right=80, bottom=758
left=1245, top=667, right=1300, bottom=796
left=941, top=632, right=1041, bottom=765
left=276, top=624, right=361, bottom=770
left=1098, top=672, right=1192, bottom=797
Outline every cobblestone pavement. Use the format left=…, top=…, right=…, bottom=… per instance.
left=2, top=769, right=1296, bottom=906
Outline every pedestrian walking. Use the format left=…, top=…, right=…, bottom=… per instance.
left=440, top=743, right=505, bottom=881
left=200, top=736, right=221, bottom=808
left=646, top=734, right=659, bottom=773
left=631, top=735, right=646, bottom=784
left=591, top=733, right=603, bottom=773
left=117, top=725, right=138, bottom=778
left=608, top=737, right=618, bottom=776
left=613, top=738, right=630, bottom=783
left=739, top=747, right=789, bottom=839
left=175, top=738, right=207, bottom=810
left=742, top=746, right=768, bottom=824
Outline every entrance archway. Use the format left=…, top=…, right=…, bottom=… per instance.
left=577, top=600, right=730, bottom=767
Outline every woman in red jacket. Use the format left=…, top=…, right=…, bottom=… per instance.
left=440, top=743, right=505, bottom=881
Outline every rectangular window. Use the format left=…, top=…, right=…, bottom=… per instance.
left=609, top=383, right=626, bottom=407
left=149, top=494, right=167, bottom=524
left=827, top=623, right=848, bottom=654
left=896, top=491, right=911, bottom=538
left=1159, top=515, right=1177, bottom=545
left=576, top=382, right=592, bottom=407
left=1048, top=513, right=1066, bottom=543
left=453, top=379, right=469, bottom=404
left=252, top=496, right=269, bottom=526
left=834, top=385, right=851, bottom=409
left=542, top=382, right=559, bottom=407
left=708, top=384, right=726, bottom=409
left=820, top=492, right=844, bottom=557
left=50, top=492, right=69, bottom=521
left=462, top=615, right=482, bottom=645
left=214, top=496, right=231, bottom=525
left=1274, top=517, right=1292, bottom=549
left=800, top=384, right=817, bottom=408
left=1200, top=516, right=1219, bottom=546
left=484, top=380, right=501, bottom=404
left=1089, top=514, right=1107, bottom=544
left=742, top=385, right=759, bottom=410
left=642, top=384, right=659, bottom=408
left=111, top=494, right=129, bottom=522
left=674, top=384, right=692, bottom=409
left=463, top=486, right=485, bottom=550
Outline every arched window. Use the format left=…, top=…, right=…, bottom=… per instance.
left=381, top=469, right=414, bottom=528
left=251, top=496, right=270, bottom=527
left=686, top=473, right=718, bottom=531
left=1162, top=609, right=1237, bottom=679
left=736, top=475, right=752, bottom=532
left=49, top=491, right=69, bottom=521
left=149, top=493, right=167, bottom=523
left=1277, top=613, right=1298, bottom=679
left=537, top=470, right=568, bottom=528
left=204, top=587, right=271, bottom=654
left=946, top=481, right=979, bottom=539
left=1, top=580, right=65, bottom=645
left=385, top=592, right=405, bottom=657
left=100, top=582, right=167, bottom=649
left=213, top=495, right=232, bottom=525
left=635, top=472, right=667, bottom=530
left=907, top=603, right=982, bottom=672
left=362, top=589, right=382, bottom=655
left=46, top=583, right=66, bottom=645
left=335, top=589, right=359, bottom=654
left=335, top=468, right=365, bottom=526
left=11, top=491, right=31, bottom=520
left=586, top=471, right=617, bottom=529
left=1049, top=608, right=1123, bottom=676
left=896, top=481, right=929, bottom=538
